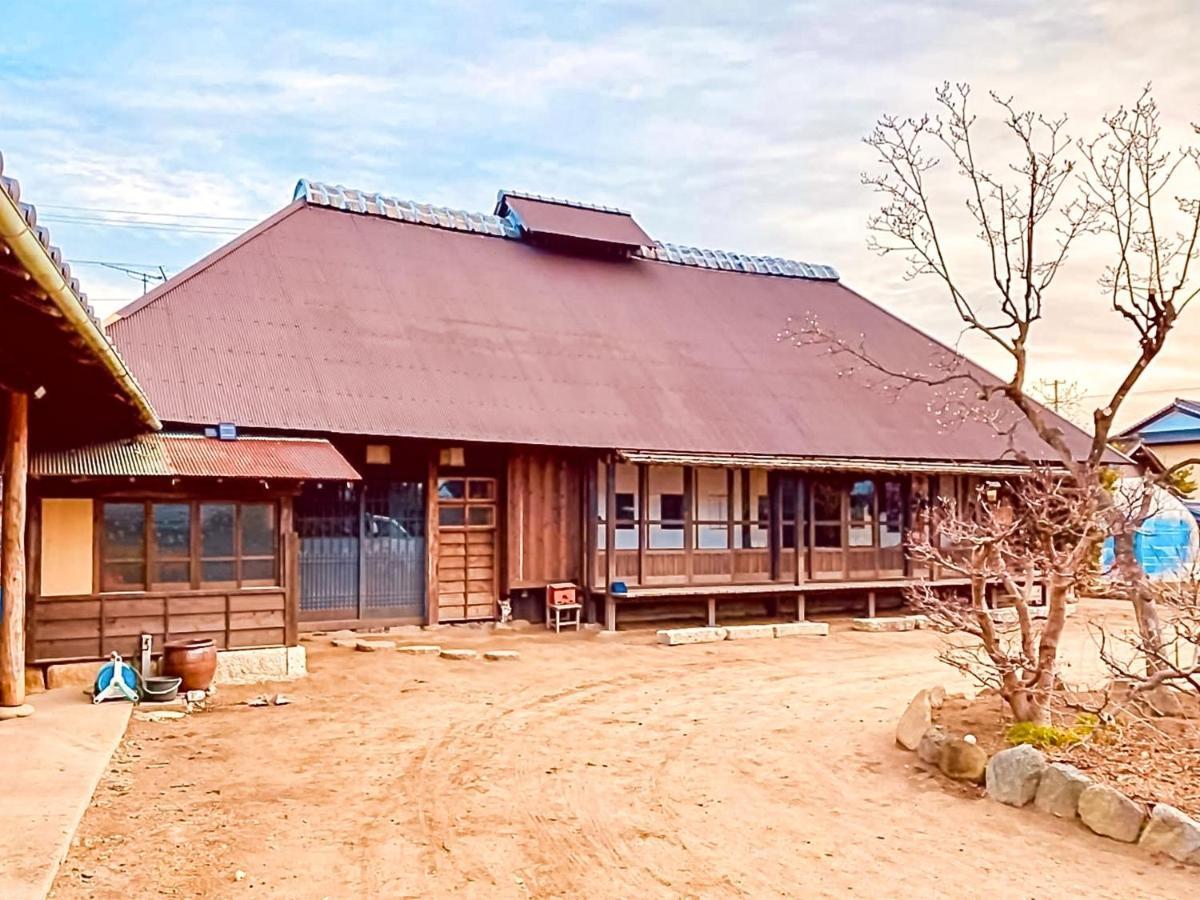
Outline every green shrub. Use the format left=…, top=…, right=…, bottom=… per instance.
left=1005, top=714, right=1099, bottom=750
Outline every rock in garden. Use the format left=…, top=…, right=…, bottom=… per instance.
left=895, top=689, right=933, bottom=750
left=396, top=645, right=441, bottom=655
left=331, top=638, right=359, bottom=649
left=916, top=725, right=949, bottom=765
left=985, top=744, right=1047, bottom=806
left=483, top=650, right=520, bottom=661
left=1138, top=803, right=1200, bottom=862
left=1034, top=763, right=1091, bottom=818
left=439, top=649, right=478, bottom=660
left=938, top=739, right=988, bottom=783
left=355, top=639, right=396, bottom=652
left=1141, top=685, right=1185, bottom=718
left=1078, top=784, right=1146, bottom=842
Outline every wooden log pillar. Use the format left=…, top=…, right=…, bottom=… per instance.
left=604, top=459, right=617, bottom=632
left=706, top=596, right=716, bottom=627
left=796, top=592, right=806, bottom=622
left=425, top=454, right=440, bottom=626
left=1, top=391, right=29, bottom=710
left=867, top=590, right=877, bottom=618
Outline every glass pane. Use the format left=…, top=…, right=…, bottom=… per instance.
left=813, top=482, right=841, bottom=521
left=616, top=493, right=637, bottom=522
left=201, top=559, right=237, bottom=583
left=849, top=480, right=875, bottom=547
left=152, top=503, right=191, bottom=559
left=815, top=524, right=841, bottom=548
left=153, top=560, right=190, bottom=585
left=103, top=560, right=145, bottom=592
left=438, top=479, right=465, bottom=500
left=439, top=506, right=466, bottom=526
left=201, top=503, right=236, bottom=557
left=241, top=503, right=276, bottom=556
left=693, top=468, right=727, bottom=522
left=467, top=506, right=494, bottom=526
left=649, top=524, right=684, bottom=549
left=467, top=480, right=495, bottom=500
left=696, top=523, right=728, bottom=550
left=242, top=558, right=276, bottom=582
left=882, top=481, right=904, bottom=548
left=103, top=503, right=145, bottom=559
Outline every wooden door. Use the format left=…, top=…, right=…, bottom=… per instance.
left=436, top=476, right=499, bottom=621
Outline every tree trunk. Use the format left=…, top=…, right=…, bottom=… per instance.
left=1111, top=529, right=1165, bottom=669
left=0, top=391, right=29, bottom=709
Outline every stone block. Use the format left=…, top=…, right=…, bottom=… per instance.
left=46, top=661, right=104, bottom=691
left=331, top=639, right=359, bottom=649
left=1078, top=784, right=1146, bottom=842
left=773, top=622, right=829, bottom=638
left=396, top=645, right=441, bottom=655
left=985, top=745, right=1047, bottom=806
left=1138, top=804, right=1200, bottom=862
left=852, top=617, right=915, bottom=633
left=938, top=739, right=988, bottom=783
left=917, top=725, right=950, bottom=765
left=214, top=646, right=307, bottom=685
left=723, top=624, right=775, bottom=641
left=483, top=650, right=520, bottom=661
left=24, top=667, right=45, bottom=694
left=656, top=627, right=728, bottom=646
left=906, top=614, right=932, bottom=629
left=440, top=649, right=478, bottom=660
left=1034, top=763, right=1091, bottom=818
left=896, top=689, right=933, bottom=750
left=354, top=640, right=396, bottom=652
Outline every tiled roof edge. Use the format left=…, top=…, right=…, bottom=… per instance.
left=295, top=180, right=839, bottom=282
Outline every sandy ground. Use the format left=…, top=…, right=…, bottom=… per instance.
left=51, top=600, right=1197, bottom=899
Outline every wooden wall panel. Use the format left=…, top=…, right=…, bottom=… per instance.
left=506, top=449, right=582, bottom=589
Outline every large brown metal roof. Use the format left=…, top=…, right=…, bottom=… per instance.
left=32, top=432, right=360, bottom=480
left=106, top=186, right=1093, bottom=464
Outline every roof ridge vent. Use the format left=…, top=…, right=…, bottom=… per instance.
left=494, top=189, right=630, bottom=216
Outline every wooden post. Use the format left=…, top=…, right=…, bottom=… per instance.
left=604, top=459, right=617, bottom=632
left=793, top=477, right=803, bottom=586
left=425, top=454, right=440, bottom=626
left=867, top=590, right=876, bottom=618
left=796, top=592, right=806, bottom=622
left=683, top=466, right=694, bottom=584
left=706, top=596, right=716, bottom=627
left=1, top=392, right=29, bottom=710
left=637, top=463, right=648, bottom=587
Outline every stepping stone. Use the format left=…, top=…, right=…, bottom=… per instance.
left=773, top=622, right=829, bottom=638
left=483, top=650, right=520, bottom=661
left=656, top=627, right=728, bottom=646
left=724, top=624, right=775, bottom=640
left=852, top=617, right=915, bottom=632
left=354, top=639, right=396, bottom=652
left=396, top=645, right=441, bottom=655
left=0, top=704, right=35, bottom=720
left=136, top=710, right=186, bottom=722
left=440, top=649, right=477, bottom=660
left=331, top=639, right=359, bottom=648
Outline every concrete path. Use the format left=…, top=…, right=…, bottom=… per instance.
left=0, top=689, right=130, bottom=899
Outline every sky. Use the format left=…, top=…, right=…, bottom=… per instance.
left=3, top=0, right=1199, bottom=427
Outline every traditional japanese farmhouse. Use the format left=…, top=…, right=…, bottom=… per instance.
left=22, top=180, right=1094, bottom=673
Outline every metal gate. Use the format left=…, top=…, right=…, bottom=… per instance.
left=296, top=479, right=426, bottom=622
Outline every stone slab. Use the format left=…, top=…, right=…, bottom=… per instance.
left=656, top=627, right=728, bottom=646
left=45, top=661, right=104, bottom=692
left=331, top=638, right=359, bottom=649
left=214, top=646, right=307, bottom=685
left=852, top=617, right=915, bottom=633
left=440, top=649, right=478, bottom=660
left=0, top=689, right=131, bottom=899
left=25, top=667, right=45, bottom=695
left=773, top=622, right=829, bottom=638
left=354, top=639, right=396, bottom=652
left=723, top=624, right=776, bottom=641
left=396, top=645, right=441, bottom=655
left=483, top=650, right=520, bottom=661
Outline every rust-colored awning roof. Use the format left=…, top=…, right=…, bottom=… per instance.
left=32, top=433, right=361, bottom=481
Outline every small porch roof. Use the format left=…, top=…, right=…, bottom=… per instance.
left=615, top=449, right=1053, bottom=478
left=31, top=432, right=361, bottom=481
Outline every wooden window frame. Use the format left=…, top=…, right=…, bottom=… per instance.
left=97, top=499, right=280, bottom=595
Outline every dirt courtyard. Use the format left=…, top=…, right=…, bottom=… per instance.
left=52, top=601, right=1196, bottom=898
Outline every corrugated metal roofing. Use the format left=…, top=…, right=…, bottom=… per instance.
left=107, top=186, right=1093, bottom=464
left=499, top=193, right=654, bottom=248
left=32, top=432, right=361, bottom=480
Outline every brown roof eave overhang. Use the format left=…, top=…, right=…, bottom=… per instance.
left=615, top=449, right=1069, bottom=478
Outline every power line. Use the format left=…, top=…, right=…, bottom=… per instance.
left=40, top=213, right=243, bottom=236
left=37, top=202, right=257, bottom=223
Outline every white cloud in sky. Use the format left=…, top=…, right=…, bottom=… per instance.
left=2, top=0, right=1199, bottom=423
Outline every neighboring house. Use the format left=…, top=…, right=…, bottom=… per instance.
left=25, top=180, right=1097, bottom=670
left=1116, top=398, right=1200, bottom=497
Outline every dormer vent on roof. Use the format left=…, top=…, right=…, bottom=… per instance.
left=495, top=190, right=653, bottom=256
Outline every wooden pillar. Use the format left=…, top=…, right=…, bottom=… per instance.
left=582, top=459, right=596, bottom=624
left=726, top=468, right=736, bottom=584
left=796, top=592, right=806, bottom=622
left=637, top=463, right=648, bottom=586
left=424, top=454, right=440, bottom=626
left=1, top=391, right=29, bottom=710
left=281, top=496, right=299, bottom=646
left=604, top=459, right=617, bottom=632
left=706, top=596, right=716, bottom=627
left=769, top=473, right=783, bottom=581
left=867, top=590, right=876, bottom=618
left=683, top=466, right=695, bottom=583
left=793, top=476, right=804, bottom=586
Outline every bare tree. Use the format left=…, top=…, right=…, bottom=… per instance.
left=782, top=84, right=1200, bottom=722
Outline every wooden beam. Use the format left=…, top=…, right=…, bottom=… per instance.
left=1, top=391, right=29, bottom=708
left=424, top=454, right=440, bottom=626
left=604, top=459, right=617, bottom=631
